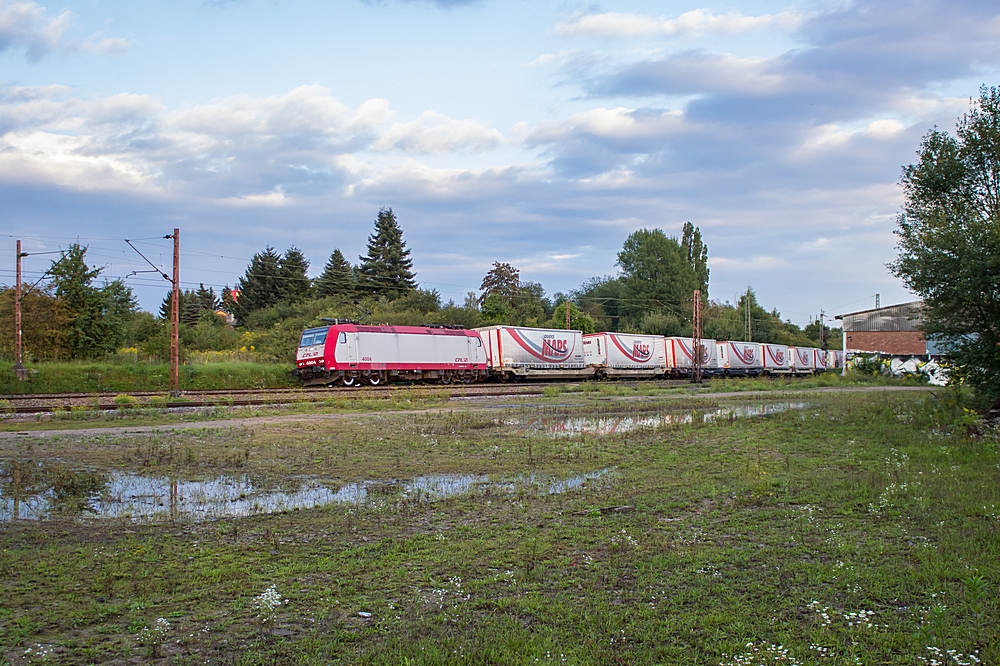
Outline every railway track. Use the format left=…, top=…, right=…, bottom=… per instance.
left=0, top=382, right=577, bottom=416
left=1, top=376, right=804, bottom=416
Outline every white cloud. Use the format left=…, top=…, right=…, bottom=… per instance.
left=374, top=111, right=505, bottom=154
left=523, top=49, right=576, bottom=67
left=527, top=107, right=685, bottom=144
left=0, top=1, right=128, bottom=59
left=77, top=35, right=129, bottom=55
left=556, top=8, right=803, bottom=39
left=0, top=0, right=69, bottom=60
left=800, top=118, right=907, bottom=152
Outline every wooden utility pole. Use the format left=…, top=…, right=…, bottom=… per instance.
left=170, top=229, right=180, bottom=396
left=692, top=289, right=702, bottom=383
left=14, top=241, right=27, bottom=380
left=565, top=298, right=571, bottom=330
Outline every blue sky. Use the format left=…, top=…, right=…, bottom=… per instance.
left=2, top=0, right=998, bottom=324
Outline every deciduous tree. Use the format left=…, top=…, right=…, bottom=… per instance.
left=890, top=85, right=1000, bottom=397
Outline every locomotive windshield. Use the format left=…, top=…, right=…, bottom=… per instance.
left=299, top=328, right=328, bottom=347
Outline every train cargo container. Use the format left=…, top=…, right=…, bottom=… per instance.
left=293, top=322, right=487, bottom=387
left=665, top=337, right=718, bottom=376
left=761, top=343, right=790, bottom=373
left=826, top=349, right=844, bottom=371
left=475, top=325, right=590, bottom=380
left=583, top=332, right=667, bottom=378
left=718, top=341, right=763, bottom=376
left=813, top=348, right=828, bottom=372
left=789, top=346, right=816, bottom=374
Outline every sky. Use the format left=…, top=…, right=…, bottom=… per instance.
left=1, top=0, right=998, bottom=325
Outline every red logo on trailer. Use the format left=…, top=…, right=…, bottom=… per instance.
left=729, top=342, right=755, bottom=364
left=610, top=335, right=652, bottom=362
left=507, top=329, right=574, bottom=362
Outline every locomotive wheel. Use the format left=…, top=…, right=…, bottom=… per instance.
left=368, top=375, right=382, bottom=386
left=441, top=374, right=452, bottom=385
left=342, top=376, right=357, bottom=387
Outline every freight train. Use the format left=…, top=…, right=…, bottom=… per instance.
left=293, top=320, right=841, bottom=387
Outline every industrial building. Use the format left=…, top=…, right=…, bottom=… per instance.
left=835, top=301, right=930, bottom=356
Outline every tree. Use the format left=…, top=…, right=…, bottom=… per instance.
left=357, top=207, right=416, bottom=299
left=681, top=222, right=710, bottom=296
left=616, top=228, right=699, bottom=326
left=181, top=284, right=220, bottom=325
left=0, top=286, right=71, bottom=360
left=479, top=262, right=521, bottom=305
left=315, top=249, right=356, bottom=298
left=231, top=247, right=283, bottom=325
left=48, top=244, right=137, bottom=357
left=278, top=247, right=311, bottom=302
left=573, top=276, right=623, bottom=332
left=890, top=85, right=1000, bottom=397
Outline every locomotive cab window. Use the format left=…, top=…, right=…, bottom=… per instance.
left=299, top=333, right=314, bottom=347
left=314, top=331, right=327, bottom=346
left=338, top=332, right=347, bottom=344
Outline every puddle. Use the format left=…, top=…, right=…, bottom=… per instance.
left=0, top=463, right=612, bottom=523
left=504, top=402, right=808, bottom=436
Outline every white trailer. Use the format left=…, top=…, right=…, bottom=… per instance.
left=718, top=341, right=762, bottom=375
left=584, top=332, right=667, bottom=378
left=665, top=337, right=718, bottom=376
left=826, top=349, right=844, bottom=371
left=813, top=348, right=828, bottom=372
left=475, top=325, right=591, bottom=380
left=761, top=343, right=790, bottom=374
left=789, top=346, right=816, bottom=374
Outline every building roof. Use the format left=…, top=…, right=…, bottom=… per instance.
left=834, top=301, right=923, bottom=332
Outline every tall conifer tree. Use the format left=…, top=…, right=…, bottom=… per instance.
left=357, top=207, right=416, bottom=299
left=278, top=247, right=311, bottom=302
left=315, top=249, right=356, bottom=298
left=231, top=246, right=282, bottom=325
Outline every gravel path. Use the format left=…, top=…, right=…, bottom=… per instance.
left=0, top=385, right=934, bottom=440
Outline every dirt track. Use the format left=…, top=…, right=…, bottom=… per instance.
left=0, top=385, right=934, bottom=441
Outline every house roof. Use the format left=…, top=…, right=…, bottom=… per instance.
left=834, top=301, right=923, bottom=332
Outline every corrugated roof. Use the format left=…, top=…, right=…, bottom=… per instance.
left=835, top=301, right=923, bottom=332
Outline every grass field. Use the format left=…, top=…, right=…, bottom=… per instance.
left=0, top=361, right=297, bottom=395
left=0, top=387, right=996, bottom=665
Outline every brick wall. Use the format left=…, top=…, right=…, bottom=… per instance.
left=845, top=331, right=926, bottom=355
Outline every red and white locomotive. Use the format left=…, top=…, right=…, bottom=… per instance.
left=294, top=320, right=487, bottom=387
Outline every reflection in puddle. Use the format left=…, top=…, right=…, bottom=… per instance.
left=0, top=464, right=612, bottom=523
left=507, top=402, right=807, bottom=436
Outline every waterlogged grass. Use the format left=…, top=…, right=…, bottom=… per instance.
left=0, top=390, right=997, bottom=665
left=0, top=360, right=297, bottom=394
left=0, top=389, right=458, bottom=433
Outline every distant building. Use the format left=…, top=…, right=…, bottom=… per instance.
left=835, top=301, right=928, bottom=356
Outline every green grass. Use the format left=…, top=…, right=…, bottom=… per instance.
left=0, top=360, right=298, bottom=394
left=0, top=388, right=997, bottom=665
